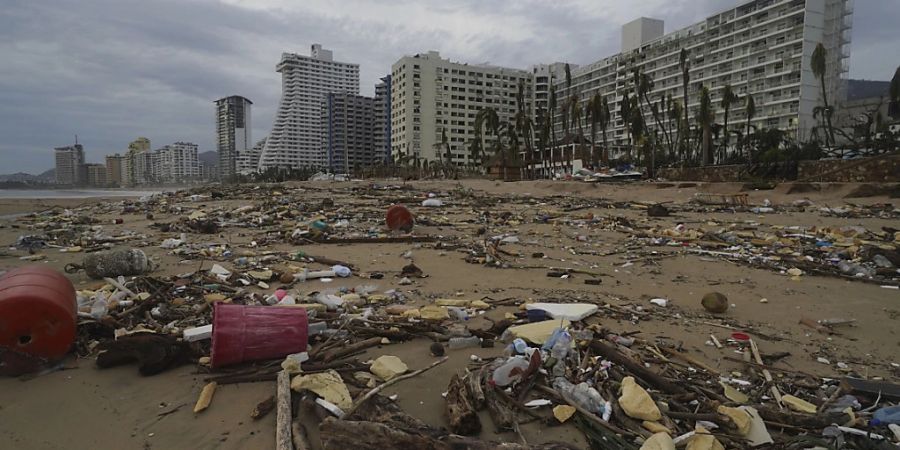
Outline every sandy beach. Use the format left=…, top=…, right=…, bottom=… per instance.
left=0, top=179, right=898, bottom=449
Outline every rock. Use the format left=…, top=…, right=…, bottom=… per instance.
left=647, top=204, right=670, bottom=217
left=701, top=292, right=728, bottom=314
left=619, top=376, right=662, bottom=421
left=370, top=355, right=408, bottom=381
left=430, top=342, right=445, bottom=357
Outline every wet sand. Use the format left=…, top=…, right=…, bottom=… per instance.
left=0, top=179, right=897, bottom=450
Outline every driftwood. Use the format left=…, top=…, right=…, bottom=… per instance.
left=291, top=419, right=311, bottom=450
left=343, top=357, right=449, bottom=418
left=589, top=341, right=686, bottom=394
left=318, top=337, right=383, bottom=362
left=320, top=417, right=580, bottom=450
left=276, top=370, right=292, bottom=450
left=446, top=373, right=481, bottom=435
left=464, top=368, right=487, bottom=410
left=250, top=395, right=276, bottom=420
left=309, top=236, right=436, bottom=244
left=484, top=383, right=519, bottom=431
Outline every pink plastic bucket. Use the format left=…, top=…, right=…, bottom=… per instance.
left=210, top=303, right=308, bottom=368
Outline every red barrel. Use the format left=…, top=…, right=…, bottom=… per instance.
left=386, top=204, right=414, bottom=232
left=210, top=303, right=308, bottom=368
left=0, top=266, right=78, bottom=366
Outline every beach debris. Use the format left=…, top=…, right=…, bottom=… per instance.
left=700, top=292, right=728, bottom=314
left=193, top=381, right=217, bottom=413
left=370, top=355, right=408, bottom=381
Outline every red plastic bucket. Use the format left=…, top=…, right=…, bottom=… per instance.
left=0, top=266, right=77, bottom=372
left=386, top=204, right=414, bottom=232
left=210, top=303, right=308, bottom=368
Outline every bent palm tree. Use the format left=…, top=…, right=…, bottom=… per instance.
left=719, top=84, right=737, bottom=164
left=679, top=48, right=691, bottom=160
left=744, top=94, right=756, bottom=163
left=697, top=86, right=714, bottom=166
left=811, top=43, right=836, bottom=147
left=599, top=96, right=611, bottom=165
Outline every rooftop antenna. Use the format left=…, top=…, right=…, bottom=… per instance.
left=75, top=134, right=79, bottom=145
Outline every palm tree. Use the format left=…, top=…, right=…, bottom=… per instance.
left=668, top=98, right=683, bottom=163
left=599, top=96, right=611, bottom=165
left=744, top=94, right=756, bottom=163
left=513, top=81, right=534, bottom=179
left=719, top=84, right=737, bottom=164
left=697, top=86, right=714, bottom=166
left=619, top=92, right=633, bottom=160
left=549, top=89, right=559, bottom=174
left=811, top=43, right=836, bottom=147
left=679, top=48, right=691, bottom=159
left=588, top=92, right=601, bottom=166
left=536, top=107, right=551, bottom=178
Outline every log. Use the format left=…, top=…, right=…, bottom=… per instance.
left=250, top=395, right=275, bottom=420
left=343, top=356, right=449, bottom=418
left=446, top=373, right=481, bottom=435
left=319, top=417, right=580, bottom=450
left=464, top=368, right=487, bottom=410
left=484, top=383, right=519, bottom=431
left=276, top=370, right=292, bottom=450
left=291, top=419, right=311, bottom=450
left=589, top=340, right=686, bottom=394
left=319, top=337, right=383, bottom=363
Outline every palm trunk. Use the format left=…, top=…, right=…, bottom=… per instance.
left=601, top=127, right=609, bottom=165
left=682, top=80, right=690, bottom=164
left=820, top=74, right=836, bottom=147
left=702, top=124, right=712, bottom=166
left=721, top=107, right=729, bottom=164
left=745, top=117, right=752, bottom=164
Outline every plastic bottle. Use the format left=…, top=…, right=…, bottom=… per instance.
left=550, top=330, right=572, bottom=359
left=448, top=336, right=481, bottom=349
left=447, top=306, right=469, bottom=321
left=89, top=293, right=108, bottom=319
left=81, top=249, right=153, bottom=279
left=871, top=405, right=900, bottom=426
left=542, top=327, right=567, bottom=351
left=552, top=377, right=606, bottom=414
left=491, top=356, right=530, bottom=387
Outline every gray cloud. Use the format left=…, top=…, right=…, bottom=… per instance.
left=0, top=0, right=896, bottom=173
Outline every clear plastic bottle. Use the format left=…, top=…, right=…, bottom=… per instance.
left=447, top=306, right=469, bottom=321
left=89, top=293, right=108, bottom=319
left=552, top=377, right=605, bottom=414
left=492, top=356, right=530, bottom=386
left=448, top=336, right=481, bottom=349
left=550, top=330, right=572, bottom=359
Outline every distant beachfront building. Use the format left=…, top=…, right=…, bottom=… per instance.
left=124, top=137, right=151, bottom=186
left=258, top=44, right=360, bottom=170
left=373, top=76, right=392, bottom=164
left=322, top=93, right=376, bottom=173
left=547, top=0, right=853, bottom=163
left=389, top=51, right=533, bottom=166
left=84, top=164, right=108, bottom=187
left=215, top=95, right=252, bottom=179
left=154, top=142, right=200, bottom=183
left=105, top=154, right=126, bottom=187
left=54, top=144, right=85, bottom=185
left=236, top=137, right=266, bottom=175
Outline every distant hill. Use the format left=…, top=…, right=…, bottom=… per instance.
left=199, top=151, right=218, bottom=166
left=847, top=79, right=890, bottom=101
left=0, top=169, right=54, bottom=183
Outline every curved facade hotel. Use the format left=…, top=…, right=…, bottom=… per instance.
left=258, top=44, right=359, bottom=170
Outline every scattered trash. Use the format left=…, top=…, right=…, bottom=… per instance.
left=370, top=355, right=408, bottom=381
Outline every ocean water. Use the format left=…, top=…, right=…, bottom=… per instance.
left=0, top=189, right=162, bottom=199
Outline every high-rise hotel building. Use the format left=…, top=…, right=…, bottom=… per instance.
left=389, top=51, right=533, bottom=166
left=554, top=0, right=852, bottom=159
left=215, top=95, right=252, bottom=179
left=259, top=44, right=359, bottom=170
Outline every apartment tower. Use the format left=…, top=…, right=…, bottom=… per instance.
left=215, top=95, right=252, bottom=179
left=390, top=51, right=533, bottom=166
left=258, top=44, right=359, bottom=170
left=54, top=144, right=85, bottom=185
left=547, top=0, right=853, bottom=163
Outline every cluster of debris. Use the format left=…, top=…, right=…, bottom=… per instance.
left=1, top=181, right=898, bottom=449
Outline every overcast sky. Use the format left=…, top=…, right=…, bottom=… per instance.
left=1, top=0, right=897, bottom=174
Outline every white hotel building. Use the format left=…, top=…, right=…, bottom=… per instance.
left=390, top=51, right=533, bottom=166
left=552, top=0, right=852, bottom=161
left=259, top=44, right=359, bottom=170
